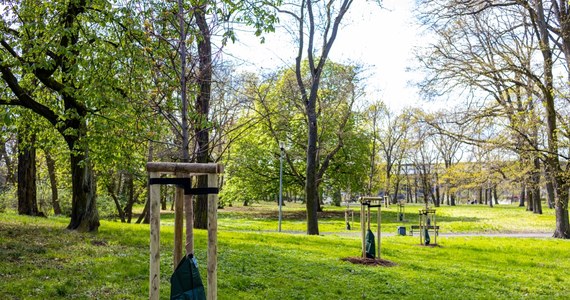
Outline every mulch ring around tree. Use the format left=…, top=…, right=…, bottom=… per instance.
left=341, top=257, right=397, bottom=267
left=414, top=243, right=442, bottom=248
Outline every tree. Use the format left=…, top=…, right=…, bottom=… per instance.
left=141, top=0, right=281, bottom=228
left=1, top=1, right=153, bottom=231
left=224, top=59, right=365, bottom=214
left=0, top=1, right=96, bottom=230
left=375, top=105, right=410, bottom=204
left=16, top=129, right=39, bottom=216
left=43, top=149, right=62, bottom=215
left=417, top=1, right=567, bottom=234
left=429, top=110, right=464, bottom=205
left=279, top=0, right=360, bottom=235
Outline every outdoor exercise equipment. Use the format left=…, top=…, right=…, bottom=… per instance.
left=147, top=162, right=223, bottom=300
left=418, top=208, right=437, bottom=245
left=359, top=196, right=382, bottom=259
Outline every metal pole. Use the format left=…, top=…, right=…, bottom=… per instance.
left=278, top=142, right=284, bottom=232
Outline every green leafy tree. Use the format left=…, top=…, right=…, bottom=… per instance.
left=234, top=59, right=363, bottom=221
left=277, top=0, right=380, bottom=234
left=140, top=0, right=281, bottom=228
left=0, top=1, right=152, bottom=231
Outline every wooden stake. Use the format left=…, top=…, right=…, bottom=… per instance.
left=360, top=203, right=365, bottom=258
left=207, top=174, right=218, bottom=300
left=185, top=193, right=194, bottom=255
left=174, top=181, right=184, bottom=267
left=377, top=206, right=381, bottom=259
left=149, top=172, right=160, bottom=300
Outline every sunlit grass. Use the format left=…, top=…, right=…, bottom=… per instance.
left=217, top=202, right=556, bottom=234
left=1, top=203, right=567, bottom=299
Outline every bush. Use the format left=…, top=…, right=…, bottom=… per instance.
left=0, top=185, right=17, bottom=213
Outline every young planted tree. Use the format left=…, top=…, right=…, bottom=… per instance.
left=141, top=0, right=281, bottom=229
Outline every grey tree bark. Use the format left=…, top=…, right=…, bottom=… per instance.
left=44, top=150, right=61, bottom=215
left=17, top=133, right=40, bottom=216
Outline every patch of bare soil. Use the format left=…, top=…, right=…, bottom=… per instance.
left=341, top=257, right=397, bottom=267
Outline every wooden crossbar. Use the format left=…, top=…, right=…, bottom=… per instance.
left=146, top=162, right=223, bottom=174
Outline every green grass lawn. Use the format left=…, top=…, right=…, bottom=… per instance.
left=217, top=202, right=556, bottom=234
left=1, top=203, right=568, bottom=299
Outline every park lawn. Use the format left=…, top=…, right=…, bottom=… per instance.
left=1, top=206, right=569, bottom=300
left=216, top=202, right=556, bottom=234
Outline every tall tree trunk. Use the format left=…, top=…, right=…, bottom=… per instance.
left=137, top=196, right=150, bottom=224
left=493, top=185, right=499, bottom=205
left=123, top=173, right=136, bottom=223
left=106, top=172, right=126, bottom=222
left=392, top=180, right=400, bottom=204
left=193, top=5, right=213, bottom=230
left=531, top=0, right=568, bottom=238
left=305, top=108, right=320, bottom=235
left=434, top=186, right=440, bottom=207
left=553, top=183, right=570, bottom=238
left=546, top=175, right=555, bottom=209
left=532, top=157, right=542, bottom=214
left=45, top=150, right=62, bottom=215
left=526, top=185, right=533, bottom=211
left=109, top=192, right=126, bottom=223
left=317, top=187, right=323, bottom=212
left=477, top=187, right=483, bottom=204
left=66, top=147, right=99, bottom=232
left=519, top=184, right=526, bottom=207
left=17, top=133, right=40, bottom=216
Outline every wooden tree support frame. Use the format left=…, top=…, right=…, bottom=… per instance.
left=359, top=196, right=382, bottom=259
left=345, top=208, right=354, bottom=230
left=397, top=200, right=406, bottom=222
left=418, top=208, right=437, bottom=245
left=147, top=162, right=223, bottom=300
